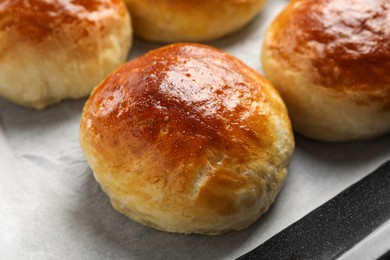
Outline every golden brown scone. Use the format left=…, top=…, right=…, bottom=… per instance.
left=262, top=0, right=390, bottom=141
left=123, top=0, right=268, bottom=42
left=0, top=0, right=132, bottom=109
left=79, top=43, right=294, bottom=235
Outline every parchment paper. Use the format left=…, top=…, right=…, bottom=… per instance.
left=1, top=1, right=390, bottom=259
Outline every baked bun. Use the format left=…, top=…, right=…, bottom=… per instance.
left=79, top=43, right=294, bottom=235
left=262, top=0, right=390, bottom=141
left=123, top=0, right=268, bottom=42
left=0, top=0, right=132, bottom=109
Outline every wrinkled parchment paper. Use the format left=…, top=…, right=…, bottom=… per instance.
left=1, top=1, right=390, bottom=259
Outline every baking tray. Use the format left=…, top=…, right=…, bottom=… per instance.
left=1, top=0, right=390, bottom=259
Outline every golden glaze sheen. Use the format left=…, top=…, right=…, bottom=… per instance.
left=85, top=44, right=272, bottom=192
left=80, top=43, right=294, bottom=234
left=0, top=0, right=132, bottom=109
left=262, top=0, right=390, bottom=141
left=0, top=0, right=126, bottom=41
left=271, top=0, right=390, bottom=99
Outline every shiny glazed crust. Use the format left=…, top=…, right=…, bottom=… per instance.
left=80, top=43, right=294, bottom=235
left=123, top=0, right=268, bottom=42
left=0, top=0, right=132, bottom=109
left=262, top=0, right=390, bottom=141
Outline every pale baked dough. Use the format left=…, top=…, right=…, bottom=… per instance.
left=262, top=0, right=390, bottom=141
left=123, top=0, right=268, bottom=42
left=80, top=43, right=294, bottom=235
left=0, top=0, right=132, bottom=109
